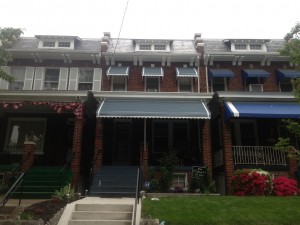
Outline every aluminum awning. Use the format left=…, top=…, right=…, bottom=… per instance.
left=176, top=67, right=198, bottom=78
left=97, top=99, right=210, bottom=119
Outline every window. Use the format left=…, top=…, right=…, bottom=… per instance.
left=44, top=68, right=60, bottom=90
left=250, top=44, right=261, bottom=50
left=145, top=77, right=159, bottom=92
left=247, top=77, right=263, bottom=92
left=5, top=118, right=46, bottom=154
left=43, top=41, right=55, bottom=47
left=280, top=78, right=293, bottom=92
left=211, top=77, right=226, bottom=92
left=9, top=67, right=26, bottom=90
left=234, top=120, right=258, bottom=146
left=152, top=120, right=189, bottom=153
left=140, top=44, right=151, bottom=50
left=235, top=44, right=247, bottom=50
left=171, top=173, right=188, bottom=190
left=58, top=42, right=71, bottom=47
left=112, top=76, right=126, bottom=91
left=154, top=44, right=166, bottom=50
left=178, top=77, right=192, bottom=92
left=78, top=68, right=93, bottom=90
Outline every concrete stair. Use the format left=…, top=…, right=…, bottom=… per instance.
left=90, top=166, right=138, bottom=197
left=57, top=197, right=140, bottom=225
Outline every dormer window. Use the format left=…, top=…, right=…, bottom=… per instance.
left=140, top=44, right=151, bottom=50
left=43, top=41, right=55, bottom=47
left=154, top=44, right=166, bottom=50
left=135, top=40, right=171, bottom=52
left=235, top=44, right=246, bottom=50
left=58, top=42, right=71, bottom=48
left=250, top=44, right=261, bottom=50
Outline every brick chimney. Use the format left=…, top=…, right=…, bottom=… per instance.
left=101, top=32, right=110, bottom=52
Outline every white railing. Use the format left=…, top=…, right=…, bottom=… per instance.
left=233, top=146, right=287, bottom=166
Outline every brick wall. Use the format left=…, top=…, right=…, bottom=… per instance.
left=201, top=120, right=212, bottom=179
left=93, top=118, right=103, bottom=173
left=21, top=142, right=36, bottom=172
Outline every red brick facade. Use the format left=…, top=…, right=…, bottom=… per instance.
left=21, top=142, right=36, bottom=172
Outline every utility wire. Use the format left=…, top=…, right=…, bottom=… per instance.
left=110, top=0, right=130, bottom=61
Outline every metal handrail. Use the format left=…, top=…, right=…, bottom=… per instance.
left=89, top=150, right=102, bottom=193
left=132, top=168, right=140, bottom=225
left=59, top=153, right=73, bottom=188
left=0, top=172, right=26, bottom=211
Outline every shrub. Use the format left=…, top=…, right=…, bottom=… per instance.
left=272, top=176, right=299, bottom=196
left=53, top=184, right=79, bottom=201
left=232, top=169, right=272, bottom=196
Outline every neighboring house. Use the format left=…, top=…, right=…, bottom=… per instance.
left=0, top=33, right=299, bottom=194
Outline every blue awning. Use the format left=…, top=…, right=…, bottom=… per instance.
left=276, top=69, right=300, bottom=81
left=142, top=67, right=164, bottom=77
left=107, top=66, right=129, bottom=76
left=224, top=101, right=300, bottom=120
left=208, top=69, right=234, bottom=79
left=242, top=69, right=270, bottom=82
left=176, top=67, right=198, bottom=78
left=97, top=99, right=210, bottom=119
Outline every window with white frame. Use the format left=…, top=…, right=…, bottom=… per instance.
left=235, top=44, right=247, bottom=50
left=279, top=78, right=294, bottom=92
left=5, top=118, right=46, bottom=154
left=211, top=77, right=227, bottom=92
left=247, top=77, right=263, bottom=92
left=78, top=68, right=93, bottom=90
left=112, top=76, right=126, bottom=91
left=44, top=68, right=60, bottom=90
left=139, top=44, right=151, bottom=50
left=154, top=44, right=166, bottom=50
left=43, top=41, right=55, bottom=47
left=178, top=77, right=193, bottom=92
left=250, top=44, right=261, bottom=50
left=145, top=77, right=159, bottom=92
left=58, top=42, right=71, bottom=47
left=9, top=67, right=26, bottom=90
left=171, top=173, right=188, bottom=190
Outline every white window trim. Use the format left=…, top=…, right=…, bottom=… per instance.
left=78, top=68, right=94, bottom=90
left=231, top=42, right=267, bottom=52
left=38, top=40, right=75, bottom=49
left=111, top=76, right=127, bottom=91
left=211, top=77, right=228, bottom=92
left=170, top=173, right=188, bottom=191
left=44, top=68, right=60, bottom=90
left=4, top=117, right=47, bottom=155
left=178, top=77, right=193, bottom=92
left=145, top=77, right=160, bottom=92
left=135, top=43, right=170, bottom=52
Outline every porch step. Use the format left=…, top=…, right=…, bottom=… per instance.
left=11, top=166, right=72, bottom=199
left=89, top=166, right=138, bottom=197
left=57, top=198, right=135, bottom=225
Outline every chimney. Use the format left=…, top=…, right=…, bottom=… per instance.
left=101, top=32, right=110, bottom=52
left=194, top=33, right=204, bottom=54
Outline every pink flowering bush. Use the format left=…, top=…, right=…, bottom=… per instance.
left=232, top=169, right=272, bottom=196
left=272, top=176, right=299, bottom=196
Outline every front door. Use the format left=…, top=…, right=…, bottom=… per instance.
left=112, top=120, right=131, bottom=165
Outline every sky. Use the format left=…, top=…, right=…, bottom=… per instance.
left=1, top=0, right=300, bottom=40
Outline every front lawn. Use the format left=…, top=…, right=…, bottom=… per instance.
left=142, top=196, right=300, bottom=225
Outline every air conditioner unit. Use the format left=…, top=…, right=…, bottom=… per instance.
left=249, top=84, right=263, bottom=92
left=147, top=89, right=158, bottom=92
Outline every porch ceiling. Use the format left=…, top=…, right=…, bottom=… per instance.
left=224, top=101, right=300, bottom=120
left=96, top=99, right=211, bottom=119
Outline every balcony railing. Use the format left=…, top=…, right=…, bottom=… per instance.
left=233, top=146, right=287, bottom=166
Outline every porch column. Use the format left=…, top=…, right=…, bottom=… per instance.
left=140, top=142, right=149, bottom=180
left=93, top=118, right=103, bottom=174
left=21, top=141, right=36, bottom=172
left=201, top=120, right=212, bottom=180
left=221, top=105, right=235, bottom=195
left=71, top=116, right=84, bottom=190
left=289, top=158, right=298, bottom=178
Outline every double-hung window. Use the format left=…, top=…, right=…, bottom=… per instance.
left=9, top=67, right=26, bottom=90
left=178, top=77, right=193, bottom=92
left=44, top=68, right=60, bottom=90
left=112, top=76, right=126, bottom=91
left=78, top=68, right=93, bottom=90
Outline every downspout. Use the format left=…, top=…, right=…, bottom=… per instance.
left=197, top=55, right=200, bottom=93
left=206, top=64, right=209, bottom=93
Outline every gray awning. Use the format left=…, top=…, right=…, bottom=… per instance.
left=97, top=99, right=210, bottom=119
left=142, top=67, right=164, bottom=77
left=176, top=67, right=198, bottom=78
left=107, top=66, right=129, bottom=76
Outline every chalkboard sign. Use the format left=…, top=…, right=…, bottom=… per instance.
left=192, top=166, right=207, bottom=178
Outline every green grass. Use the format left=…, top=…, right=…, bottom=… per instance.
left=142, top=196, right=300, bottom=225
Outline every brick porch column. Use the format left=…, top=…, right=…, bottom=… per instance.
left=140, top=143, right=149, bottom=180
left=21, top=141, right=36, bottom=172
left=221, top=104, right=235, bottom=195
left=71, top=117, right=83, bottom=190
left=93, top=118, right=103, bottom=174
left=289, top=158, right=298, bottom=178
left=202, top=120, right=212, bottom=180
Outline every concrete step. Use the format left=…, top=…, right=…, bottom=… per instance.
left=72, top=211, right=132, bottom=220
left=68, top=219, right=131, bottom=225
left=75, top=204, right=133, bottom=212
